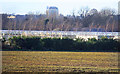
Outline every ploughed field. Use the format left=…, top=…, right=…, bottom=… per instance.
left=2, top=51, right=119, bottom=72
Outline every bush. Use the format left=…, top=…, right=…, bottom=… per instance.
left=2, top=36, right=119, bottom=52
left=8, top=36, right=43, bottom=51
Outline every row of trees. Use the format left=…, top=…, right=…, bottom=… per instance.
left=2, top=36, right=120, bottom=52
left=2, top=8, right=119, bottom=32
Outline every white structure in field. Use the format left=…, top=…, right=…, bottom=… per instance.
left=1, top=30, right=120, bottom=40
left=46, top=6, right=59, bottom=18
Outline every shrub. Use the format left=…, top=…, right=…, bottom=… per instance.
left=2, top=36, right=119, bottom=52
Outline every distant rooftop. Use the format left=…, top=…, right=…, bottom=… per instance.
left=48, top=6, right=58, bottom=9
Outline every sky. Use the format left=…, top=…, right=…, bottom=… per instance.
left=0, top=0, right=119, bottom=16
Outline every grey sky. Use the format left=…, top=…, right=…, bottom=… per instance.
left=0, top=0, right=119, bottom=15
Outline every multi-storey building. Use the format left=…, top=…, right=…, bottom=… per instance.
left=46, top=6, right=59, bottom=18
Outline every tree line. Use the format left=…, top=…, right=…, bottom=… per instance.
left=2, top=8, right=119, bottom=32
left=2, top=36, right=120, bottom=52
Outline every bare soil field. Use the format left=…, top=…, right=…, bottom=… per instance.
left=2, top=51, right=119, bottom=72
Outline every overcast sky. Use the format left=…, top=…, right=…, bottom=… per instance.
left=0, top=0, right=119, bottom=15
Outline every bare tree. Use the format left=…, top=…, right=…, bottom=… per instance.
left=100, top=8, right=116, bottom=16
left=78, top=7, right=89, bottom=18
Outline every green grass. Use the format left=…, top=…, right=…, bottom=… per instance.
left=2, top=51, right=119, bottom=72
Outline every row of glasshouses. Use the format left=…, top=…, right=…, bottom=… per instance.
left=1, top=30, right=119, bottom=39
